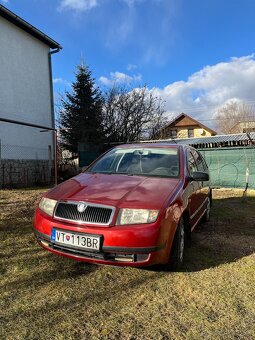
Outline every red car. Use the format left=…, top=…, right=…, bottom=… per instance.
left=33, top=144, right=211, bottom=270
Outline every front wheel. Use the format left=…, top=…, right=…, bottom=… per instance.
left=168, top=218, right=185, bottom=271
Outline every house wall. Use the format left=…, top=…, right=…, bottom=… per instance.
left=0, top=16, right=53, bottom=160
left=193, top=128, right=213, bottom=137
left=164, top=126, right=214, bottom=139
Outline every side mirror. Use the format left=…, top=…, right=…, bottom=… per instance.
left=191, top=171, right=209, bottom=181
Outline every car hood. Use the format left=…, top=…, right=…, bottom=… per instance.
left=47, top=173, right=180, bottom=210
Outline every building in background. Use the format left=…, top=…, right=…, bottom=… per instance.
left=230, top=121, right=255, bottom=134
left=161, top=113, right=217, bottom=139
left=0, top=5, right=61, bottom=187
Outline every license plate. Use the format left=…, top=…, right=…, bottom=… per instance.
left=51, top=229, right=101, bottom=251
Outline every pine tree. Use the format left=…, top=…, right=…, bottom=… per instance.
left=59, top=64, right=105, bottom=155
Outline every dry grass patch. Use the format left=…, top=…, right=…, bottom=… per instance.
left=0, top=187, right=255, bottom=339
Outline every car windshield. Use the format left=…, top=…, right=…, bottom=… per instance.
left=87, top=147, right=180, bottom=178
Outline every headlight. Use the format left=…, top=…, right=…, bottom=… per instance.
left=117, top=208, right=159, bottom=225
left=39, top=197, right=57, bottom=216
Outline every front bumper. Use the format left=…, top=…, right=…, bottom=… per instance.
left=33, top=209, right=168, bottom=267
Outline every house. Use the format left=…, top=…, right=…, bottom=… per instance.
left=0, top=5, right=62, bottom=186
left=229, top=121, right=255, bottom=134
left=160, top=113, right=217, bottom=139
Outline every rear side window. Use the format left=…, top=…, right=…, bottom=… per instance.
left=187, top=149, right=208, bottom=176
left=191, top=150, right=207, bottom=172
left=187, top=150, right=198, bottom=175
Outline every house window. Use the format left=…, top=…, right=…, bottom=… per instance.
left=170, top=129, right=177, bottom=138
left=188, top=128, right=194, bottom=138
left=243, top=127, right=255, bottom=133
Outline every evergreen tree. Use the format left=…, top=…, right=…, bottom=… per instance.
left=59, top=64, right=105, bottom=155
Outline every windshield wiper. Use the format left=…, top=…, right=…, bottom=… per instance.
left=88, top=171, right=136, bottom=176
left=110, top=172, right=134, bottom=176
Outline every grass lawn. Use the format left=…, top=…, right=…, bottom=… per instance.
left=0, top=187, right=255, bottom=339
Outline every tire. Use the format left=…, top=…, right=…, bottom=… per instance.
left=201, top=197, right=211, bottom=223
left=168, top=217, right=186, bottom=271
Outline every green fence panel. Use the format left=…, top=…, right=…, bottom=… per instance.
left=79, top=150, right=102, bottom=167
left=199, top=147, right=255, bottom=189
left=78, top=143, right=110, bottom=167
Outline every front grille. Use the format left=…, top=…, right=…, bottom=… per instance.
left=54, top=202, right=115, bottom=225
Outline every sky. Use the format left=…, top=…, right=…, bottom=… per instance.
left=1, top=0, right=255, bottom=129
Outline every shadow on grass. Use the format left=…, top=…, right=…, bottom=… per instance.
left=6, top=269, right=165, bottom=323
left=1, top=224, right=35, bottom=239
left=144, top=196, right=255, bottom=273
left=2, top=251, right=98, bottom=293
left=181, top=196, right=255, bottom=272
left=0, top=190, right=43, bottom=224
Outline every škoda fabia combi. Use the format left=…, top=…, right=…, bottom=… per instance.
left=33, top=144, right=211, bottom=270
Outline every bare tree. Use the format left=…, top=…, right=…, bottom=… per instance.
left=215, top=101, right=255, bottom=134
left=102, top=86, right=166, bottom=142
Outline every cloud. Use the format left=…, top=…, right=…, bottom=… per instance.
left=53, top=78, right=71, bottom=87
left=105, top=0, right=180, bottom=66
left=121, top=0, right=143, bottom=7
left=99, top=71, right=142, bottom=86
left=58, top=0, right=98, bottom=12
left=1, top=0, right=9, bottom=4
left=151, top=55, right=255, bottom=126
left=127, top=64, right=137, bottom=71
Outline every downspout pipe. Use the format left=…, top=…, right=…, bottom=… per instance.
left=48, top=47, right=62, bottom=186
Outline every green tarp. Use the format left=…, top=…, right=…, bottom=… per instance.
left=199, top=147, right=255, bottom=189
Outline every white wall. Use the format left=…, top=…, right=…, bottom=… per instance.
left=0, top=17, right=54, bottom=160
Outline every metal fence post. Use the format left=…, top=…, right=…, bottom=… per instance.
left=54, top=130, right=58, bottom=186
